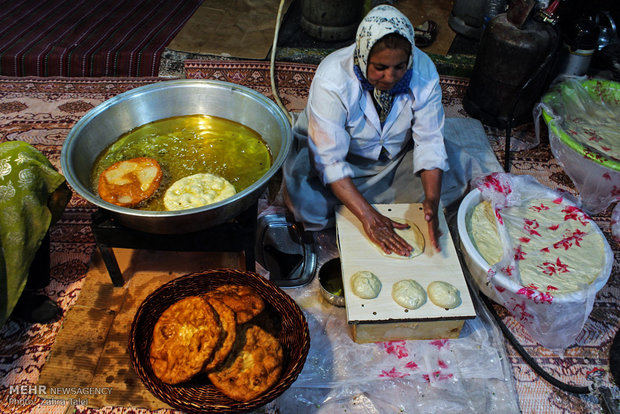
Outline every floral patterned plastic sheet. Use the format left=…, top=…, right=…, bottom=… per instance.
left=470, top=173, right=613, bottom=350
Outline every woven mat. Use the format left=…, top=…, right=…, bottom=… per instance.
left=0, top=62, right=617, bottom=413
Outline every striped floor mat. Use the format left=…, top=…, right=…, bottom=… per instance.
left=0, top=0, right=202, bottom=77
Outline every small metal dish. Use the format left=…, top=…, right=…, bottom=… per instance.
left=318, top=258, right=345, bottom=307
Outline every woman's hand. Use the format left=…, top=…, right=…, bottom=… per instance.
left=423, top=197, right=441, bottom=251
left=330, top=177, right=413, bottom=256
left=420, top=168, right=443, bottom=251
left=361, top=209, right=413, bottom=256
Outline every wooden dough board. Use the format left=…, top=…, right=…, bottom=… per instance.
left=335, top=203, right=476, bottom=342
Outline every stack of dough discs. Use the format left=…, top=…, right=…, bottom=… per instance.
left=350, top=270, right=382, bottom=299
left=392, top=280, right=427, bottom=309
left=427, top=281, right=461, bottom=309
left=164, top=173, right=236, bottom=211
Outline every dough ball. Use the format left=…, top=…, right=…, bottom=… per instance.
left=377, top=218, right=425, bottom=259
left=391, top=280, right=426, bottom=309
left=350, top=270, right=382, bottom=299
left=164, top=173, right=236, bottom=211
left=427, top=281, right=461, bottom=309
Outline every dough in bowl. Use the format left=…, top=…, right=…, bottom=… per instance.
left=376, top=218, right=425, bottom=259
left=427, top=281, right=461, bottom=309
left=392, top=279, right=426, bottom=309
left=164, top=173, right=236, bottom=211
left=350, top=270, right=382, bottom=299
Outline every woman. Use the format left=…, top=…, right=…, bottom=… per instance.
left=283, top=5, right=499, bottom=256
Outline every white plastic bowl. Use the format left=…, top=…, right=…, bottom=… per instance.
left=456, top=188, right=613, bottom=305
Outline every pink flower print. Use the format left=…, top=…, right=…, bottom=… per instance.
left=383, top=341, right=409, bottom=359
left=483, top=174, right=512, bottom=195
left=379, top=367, right=410, bottom=378
left=405, top=361, right=419, bottom=370
left=601, top=146, right=611, bottom=152
left=514, top=245, right=526, bottom=261
left=517, top=286, right=537, bottom=299
left=523, top=218, right=542, bottom=237
left=553, top=197, right=564, bottom=204
left=547, top=285, right=558, bottom=291
left=501, top=265, right=515, bottom=277
left=530, top=203, right=550, bottom=212
left=430, top=339, right=449, bottom=350
left=423, top=371, right=454, bottom=382
left=487, top=268, right=497, bottom=281
left=537, top=257, right=570, bottom=276
left=495, top=286, right=506, bottom=293
left=603, top=172, right=611, bottom=180
left=438, top=359, right=448, bottom=369
left=562, top=206, right=588, bottom=226
left=519, top=237, right=531, bottom=243
left=495, top=208, right=504, bottom=225
left=585, top=129, right=602, bottom=142
left=538, top=291, right=554, bottom=303
left=553, top=228, right=587, bottom=250
left=540, top=247, right=550, bottom=253
left=512, top=302, right=533, bottom=321
left=548, top=224, right=560, bottom=231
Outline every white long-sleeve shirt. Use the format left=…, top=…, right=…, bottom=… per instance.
left=300, top=43, right=449, bottom=185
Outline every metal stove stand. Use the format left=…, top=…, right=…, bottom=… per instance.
left=91, top=204, right=257, bottom=286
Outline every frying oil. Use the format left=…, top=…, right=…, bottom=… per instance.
left=91, top=114, right=272, bottom=211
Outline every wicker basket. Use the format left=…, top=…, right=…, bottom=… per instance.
left=128, top=269, right=310, bottom=413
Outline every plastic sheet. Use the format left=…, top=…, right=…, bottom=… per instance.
left=276, top=230, right=520, bottom=413
left=536, top=77, right=620, bottom=214
left=613, top=203, right=620, bottom=244
left=470, top=173, right=614, bottom=350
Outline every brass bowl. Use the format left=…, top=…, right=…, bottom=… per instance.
left=318, top=258, right=345, bottom=307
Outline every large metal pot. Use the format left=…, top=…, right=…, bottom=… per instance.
left=61, top=79, right=292, bottom=234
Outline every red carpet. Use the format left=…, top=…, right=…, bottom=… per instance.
left=0, top=0, right=202, bottom=77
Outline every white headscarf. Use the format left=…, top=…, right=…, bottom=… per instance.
left=353, top=5, right=415, bottom=124
left=354, top=5, right=415, bottom=78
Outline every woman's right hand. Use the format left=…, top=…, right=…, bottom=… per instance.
left=330, top=177, right=413, bottom=257
left=360, top=209, right=413, bottom=256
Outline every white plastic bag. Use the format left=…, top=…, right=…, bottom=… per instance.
left=535, top=77, right=620, bottom=214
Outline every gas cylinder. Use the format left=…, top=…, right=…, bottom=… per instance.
left=463, top=7, right=561, bottom=128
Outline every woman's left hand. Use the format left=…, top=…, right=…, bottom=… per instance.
left=420, top=168, right=443, bottom=251
left=423, top=198, right=442, bottom=251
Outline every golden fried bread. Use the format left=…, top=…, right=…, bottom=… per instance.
left=210, top=285, right=265, bottom=324
left=203, top=297, right=237, bottom=372
left=98, top=157, right=162, bottom=207
left=208, top=325, right=283, bottom=402
left=149, top=296, right=221, bottom=384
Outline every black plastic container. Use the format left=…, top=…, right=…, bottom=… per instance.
left=463, top=12, right=560, bottom=128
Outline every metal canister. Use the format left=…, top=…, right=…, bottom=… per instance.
left=557, top=17, right=600, bottom=77
left=463, top=12, right=561, bottom=128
